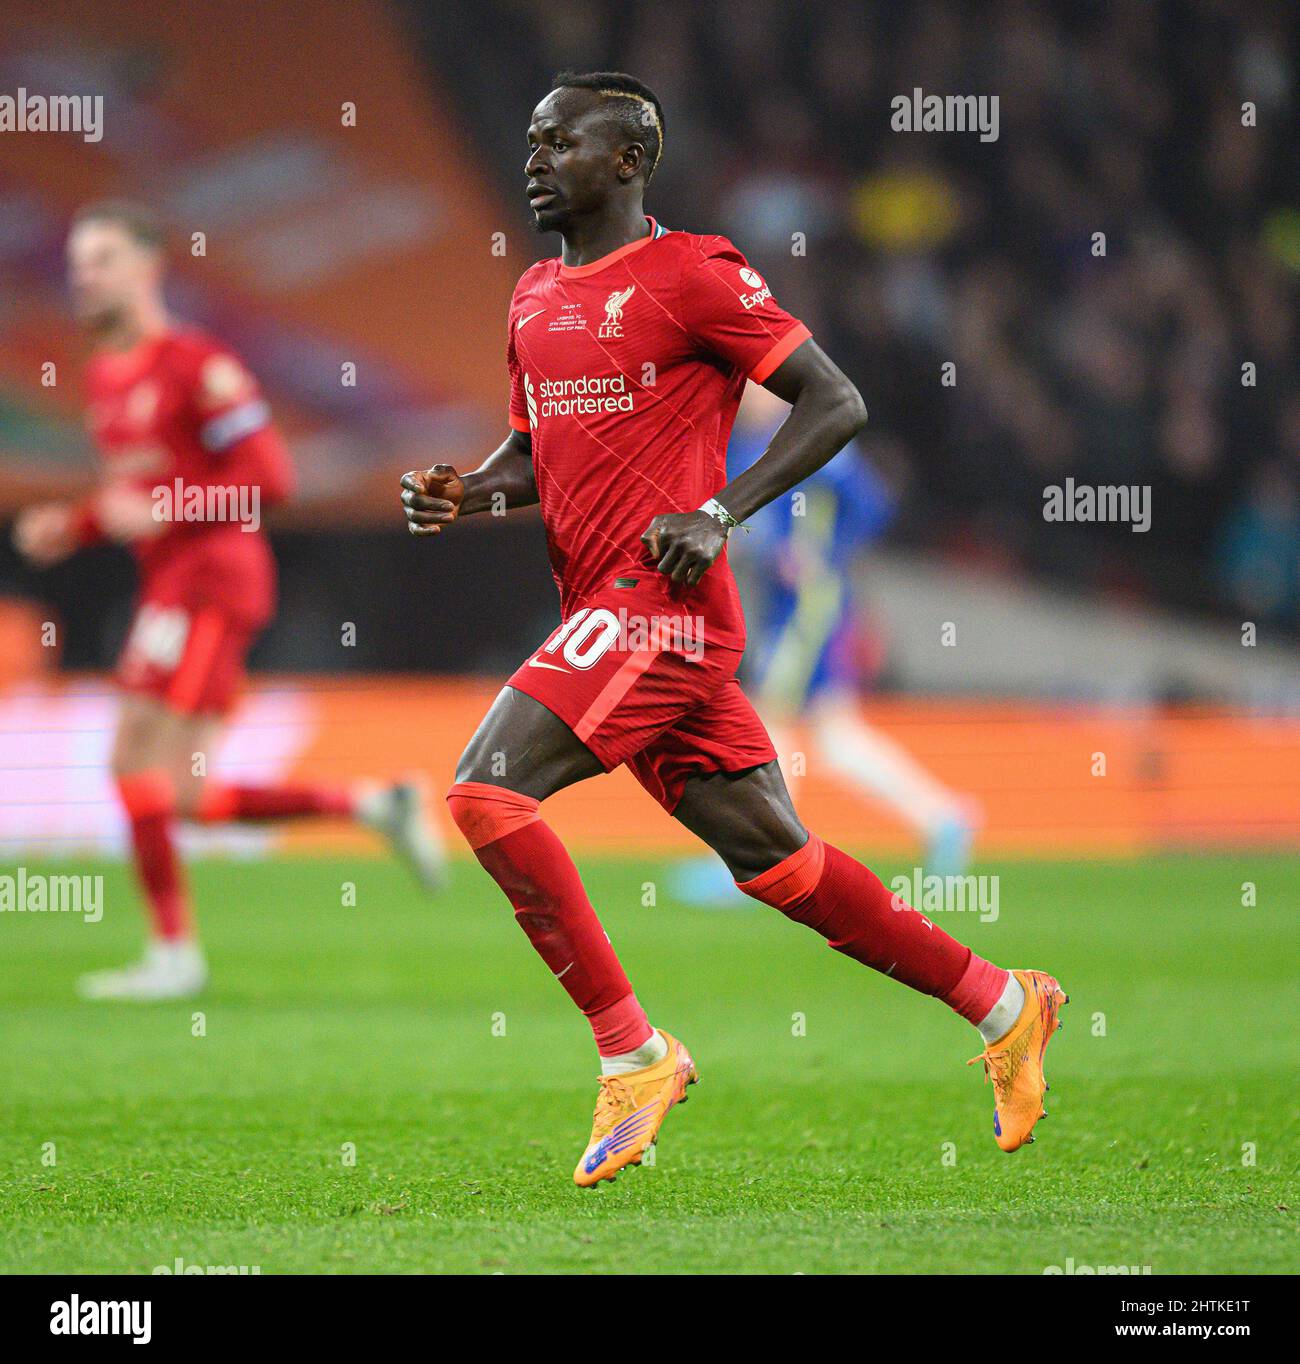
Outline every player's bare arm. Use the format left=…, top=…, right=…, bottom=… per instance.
left=400, top=428, right=536, bottom=536
left=13, top=482, right=164, bottom=567
left=641, top=339, right=867, bottom=586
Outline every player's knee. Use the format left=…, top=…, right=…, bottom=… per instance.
left=110, top=727, right=152, bottom=781
left=724, top=822, right=810, bottom=886
left=114, top=768, right=178, bottom=822
left=171, top=774, right=204, bottom=820
left=734, top=830, right=825, bottom=906
left=681, top=761, right=807, bottom=881
left=453, top=749, right=489, bottom=787
left=453, top=727, right=507, bottom=786
left=446, top=781, right=540, bottom=852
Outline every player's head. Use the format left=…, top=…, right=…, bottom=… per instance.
left=526, top=71, right=665, bottom=232
left=66, top=200, right=165, bottom=333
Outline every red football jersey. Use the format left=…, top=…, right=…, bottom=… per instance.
left=83, top=326, right=292, bottom=626
left=506, top=218, right=811, bottom=649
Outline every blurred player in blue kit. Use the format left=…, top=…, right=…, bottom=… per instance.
left=673, top=383, right=977, bottom=905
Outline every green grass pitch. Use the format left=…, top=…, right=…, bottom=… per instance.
left=1, top=852, right=1295, bottom=1274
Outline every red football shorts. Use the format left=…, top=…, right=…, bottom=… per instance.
left=116, top=599, right=259, bottom=716
left=506, top=577, right=775, bottom=812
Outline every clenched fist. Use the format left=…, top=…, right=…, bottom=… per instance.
left=640, top=509, right=729, bottom=588
left=400, top=465, right=465, bottom=537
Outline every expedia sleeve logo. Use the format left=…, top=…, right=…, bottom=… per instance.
left=738, top=267, right=772, bottom=309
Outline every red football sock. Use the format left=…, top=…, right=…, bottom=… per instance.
left=196, top=782, right=354, bottom=823
left=117, top=770, right=193, bottom=943
left=736, top=834, right=1009, bottom=1024
left=447, top=781, right=653, bottom=1056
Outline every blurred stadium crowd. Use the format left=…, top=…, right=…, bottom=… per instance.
left=0, top=0, right=1296, bottom=683
left=0, top=0, right=1295, bottom=853
left=423, top=0, right=1299, bottom=628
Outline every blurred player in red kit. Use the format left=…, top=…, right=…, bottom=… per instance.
left=14, top=202, right=444, bottom=1000
left=401, top=74, right=1066, bottom=1184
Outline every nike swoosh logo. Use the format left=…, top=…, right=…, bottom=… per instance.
left=526, top=658, right=568, bottom=671
left=519, top=309, right=546, bottom=329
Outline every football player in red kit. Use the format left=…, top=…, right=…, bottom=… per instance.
left=401, top=74, right=1066, bottom=1184
left=14, top=202, right=444, bottom=1000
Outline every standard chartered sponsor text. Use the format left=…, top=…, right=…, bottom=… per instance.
left=538, top=373, right=635, bottom=417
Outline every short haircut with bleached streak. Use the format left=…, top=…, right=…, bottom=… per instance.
left=551, top=70, right=666, bottom=183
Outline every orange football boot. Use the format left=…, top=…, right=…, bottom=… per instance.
left=574, top=1029, right=698, bottom=1187
left=968, top=969, right=1068, bottom=1152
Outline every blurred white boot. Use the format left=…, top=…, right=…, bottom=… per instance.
left=356, top=777, right=448, bottom=891
left=79, top=940, right=208, bottom=1002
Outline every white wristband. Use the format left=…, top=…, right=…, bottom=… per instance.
left=699, top=497, right=744, bottom=533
